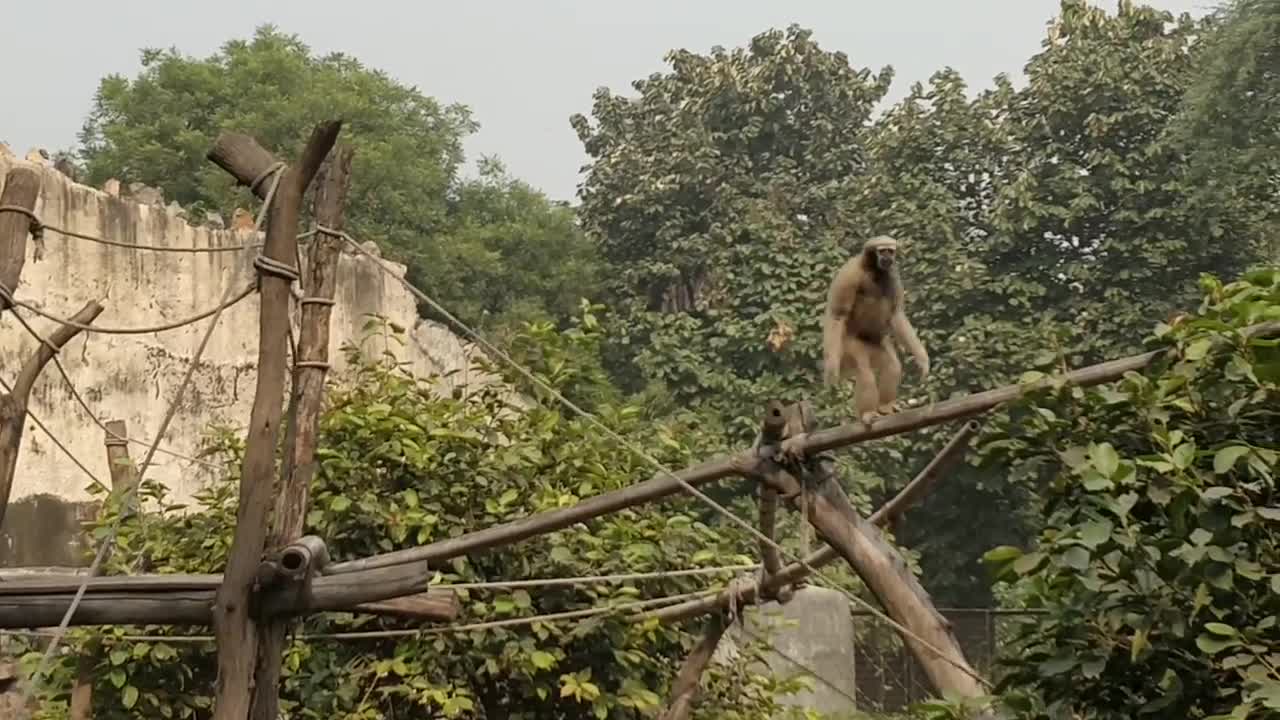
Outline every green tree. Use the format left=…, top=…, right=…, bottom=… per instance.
left=77, top=25, right=597, bottom=334
left=571, top=24, right=893, bottom=423
left=15, top=319, right=813, bottom=720
left=435, top=158, right=602, bottom=339
left=1176, top=0, right=1280, bottom=261
left=992, top=0, right=1263, bottom=352
left=982, top=267, right=1280, bottom=719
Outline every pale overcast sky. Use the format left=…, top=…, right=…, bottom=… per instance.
left=3, top=0, right=1213, bottom=202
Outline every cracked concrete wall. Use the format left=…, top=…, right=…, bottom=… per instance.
left=0, top=154, right=510, bottom=533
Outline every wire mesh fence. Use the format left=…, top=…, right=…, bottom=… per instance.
left=851, top=608, right=1045, bottom=713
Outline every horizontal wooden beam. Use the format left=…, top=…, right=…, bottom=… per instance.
left=0, top=586, right=458, bottom=629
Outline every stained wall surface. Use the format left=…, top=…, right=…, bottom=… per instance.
left=0, top=154, right=506, bottom=549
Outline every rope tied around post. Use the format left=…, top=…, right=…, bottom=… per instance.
left=252, top=255, right=301, bottom=285
left=249, top=162, right=286, bottom=197
left=0, top=204, right=43, bottom=242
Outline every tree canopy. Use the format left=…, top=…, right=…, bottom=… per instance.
left=76, top=25, right=599, bottom=336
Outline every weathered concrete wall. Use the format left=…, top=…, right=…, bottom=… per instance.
left=713, top=587, right=859, bottom=715
left=0, top=154, right=505, bottom=526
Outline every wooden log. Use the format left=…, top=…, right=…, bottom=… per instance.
left=257, top=557, right=433, bottom=618
left=644, top=419, right=981, bottom=624
left=0, top=301, right=104, bottom=529
left=0, top=592, right=215, bottom=627
left=0, top=166, right=41, bottom=312
left=207, top=134, right=284, bottom=201
left=278, top=535, right=331, bottom=580
left=209, top=121, right=341, bottom=720
left=328, top=320, right=1280, bottom=578
left=0, top=579, right=449, bottom=628
left=657, top=614, right=726, bottom=720
left=350, top=590, right=461, bottom=622
left=251, top=143, right=352, bottom=720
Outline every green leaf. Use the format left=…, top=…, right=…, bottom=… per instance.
left=1184, top=338, right=1213, bottom=360
left=1090, top=443, right=1120, bottom=477
left=329, top=495, right=352, bottom=512
left=122, top=685, right=139, bottom=709
left=1196, top=633, right=1237, bottom=655
left=1172, top=442, right=1196, bottom=470
left=1213, top=446, right=1251, bottom=474
left=1061, top=547, right=1091, bottom=571
left=530, top=651, right=556, bottom=670
left=1013, top=551, right=1047, bottom=575
left=1080, top=520, right=1114, bottom=548
left=1204, top=622, right=1238, bottom=637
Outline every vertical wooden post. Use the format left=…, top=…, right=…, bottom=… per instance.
left=0, top=166, right=41, bottom=312
left=207, top=122, right=340, bottom=720
left=249, top=144, right=353, bottom=720
left=67, top=420, right=139, bottom=720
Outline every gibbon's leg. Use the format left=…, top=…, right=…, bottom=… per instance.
left=873, top=338, right=902, bottom=415
left=844, top=336, right=880, bottom=424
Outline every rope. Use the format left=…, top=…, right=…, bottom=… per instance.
left=17, top=167, right=286, bottom=717
left=2, top=306, right=224, bottom=470
left=436, top=564, right=760, bottom=590
left=325, top=225, right=993, bottom=690
left=0, top=374, right=109, bottom=490
left=0, top=281, right=257, bottom=334
left=36, top=220, right=258, bottom=253
left=0, top=204, right=42, bottom=241
left=253, top=255, right=300, bottom=284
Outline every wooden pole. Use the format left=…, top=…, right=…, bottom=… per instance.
left=0, top=166, right=41, bottom=312
left=657, top=614, right=727, bottom=720
left=207, top=121, right=341, bottom=720
left=250, top=143, right=353, bottom=720
left=0, top=301, right=104, bottom=529
left=752, top=402, right=789, bottom=601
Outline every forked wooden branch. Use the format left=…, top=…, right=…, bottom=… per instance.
left=250, top=142, right=353, bottom=720
left=208, top=120, right=341, bottom=720
left=0, top=301, right=104, bottom=529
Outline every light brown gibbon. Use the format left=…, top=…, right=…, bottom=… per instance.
left=822, top=235, right=929, bottom=424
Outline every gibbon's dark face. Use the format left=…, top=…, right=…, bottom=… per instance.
left=874, top=246, right=895, bottom=271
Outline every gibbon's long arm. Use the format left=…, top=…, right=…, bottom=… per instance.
left=823, top=263, right=860, bottom=385
left=890, top=310, right=929, bottom=381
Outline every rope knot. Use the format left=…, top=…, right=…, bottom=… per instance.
left=0, top=204, right=43, bottom=242
left=249, top=162, right=286, bottom=196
